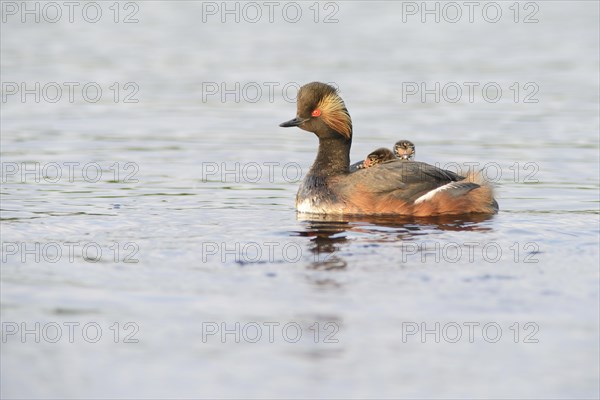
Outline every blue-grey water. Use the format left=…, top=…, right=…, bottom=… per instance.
left=1, top=1, right=599, bottom=399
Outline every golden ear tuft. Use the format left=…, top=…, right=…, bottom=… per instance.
left=317, top=92, right=352, bottom=139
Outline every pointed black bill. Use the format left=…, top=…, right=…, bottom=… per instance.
left=279, top=117, right=307, bottom=127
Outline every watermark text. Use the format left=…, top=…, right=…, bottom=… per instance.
left=1, top=1, right=140, bottom=23
left=2, top=241, right=140, bottom=264
left=2, top=321, right=139, bottom=343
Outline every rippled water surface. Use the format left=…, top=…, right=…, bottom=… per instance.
left=1, top=2, right=599, bottom=399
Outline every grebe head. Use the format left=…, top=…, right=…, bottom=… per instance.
left=364, top=148, right=396, bottom=168
left=279, top=82, right=352, bottom=141
left=393, top=140, right=416, bottom=160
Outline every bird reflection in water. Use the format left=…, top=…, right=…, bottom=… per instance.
left=293, top=212, right=495, bottom=270
left=294, top=218, right=350, bottom=271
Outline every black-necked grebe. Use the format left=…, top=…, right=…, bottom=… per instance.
left=279, top=82, right=498, bottom=216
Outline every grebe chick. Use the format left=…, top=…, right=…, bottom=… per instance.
left=394, top=140, right=415, bottom=160
left=364, top=148, right=396, bottom=167
left=279, top=82, right=498, bottom=216
left=349, top=148, right=395, bottom=172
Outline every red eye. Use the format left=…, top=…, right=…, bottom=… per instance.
left=311, top=109, right=321, bottom=117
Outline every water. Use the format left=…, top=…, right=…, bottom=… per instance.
left=1, top=1, right=599, bottom=398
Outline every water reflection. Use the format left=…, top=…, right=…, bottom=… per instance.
left=295, top=219, right=350, bottom=270
left=294, top=213, right=496, bottom=269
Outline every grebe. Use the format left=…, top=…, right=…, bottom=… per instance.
left=349, top=148, right=396, bottom=172
left=279, top=82, right=498, bottom=216
left=394, top=140, right=415, bottom=161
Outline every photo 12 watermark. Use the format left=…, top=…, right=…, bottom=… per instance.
left=199, top=161, right=303, bottom=184
left=401, top=321, right=540, bottom=343
left=200, top=1, right=340, bottom=23
left=200, top=241, right=304, bottom=264
left=1, top=241, right=140, bottom=264
left=1, top=1, right=140, bottom=23
left=431, top=161, right=540, bottom=184
left=197, top=161, right=539, bottom=185
left=201, top=321, right=340, bottom=343
left=2, top=321, right=139, bottom=343
left=401, top=82, right=539, bottom=104
left=400, top=1, right=540, bottom=24
left=399, top=240, right=540, bottom=264
left=201, top=81, right=338, bottom=104
left=1, top=162, right=139, bottom=184
left=1, top=82, right=140, bottom=104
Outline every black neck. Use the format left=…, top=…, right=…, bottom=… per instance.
left=309, top=135, right=352, bottom=176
